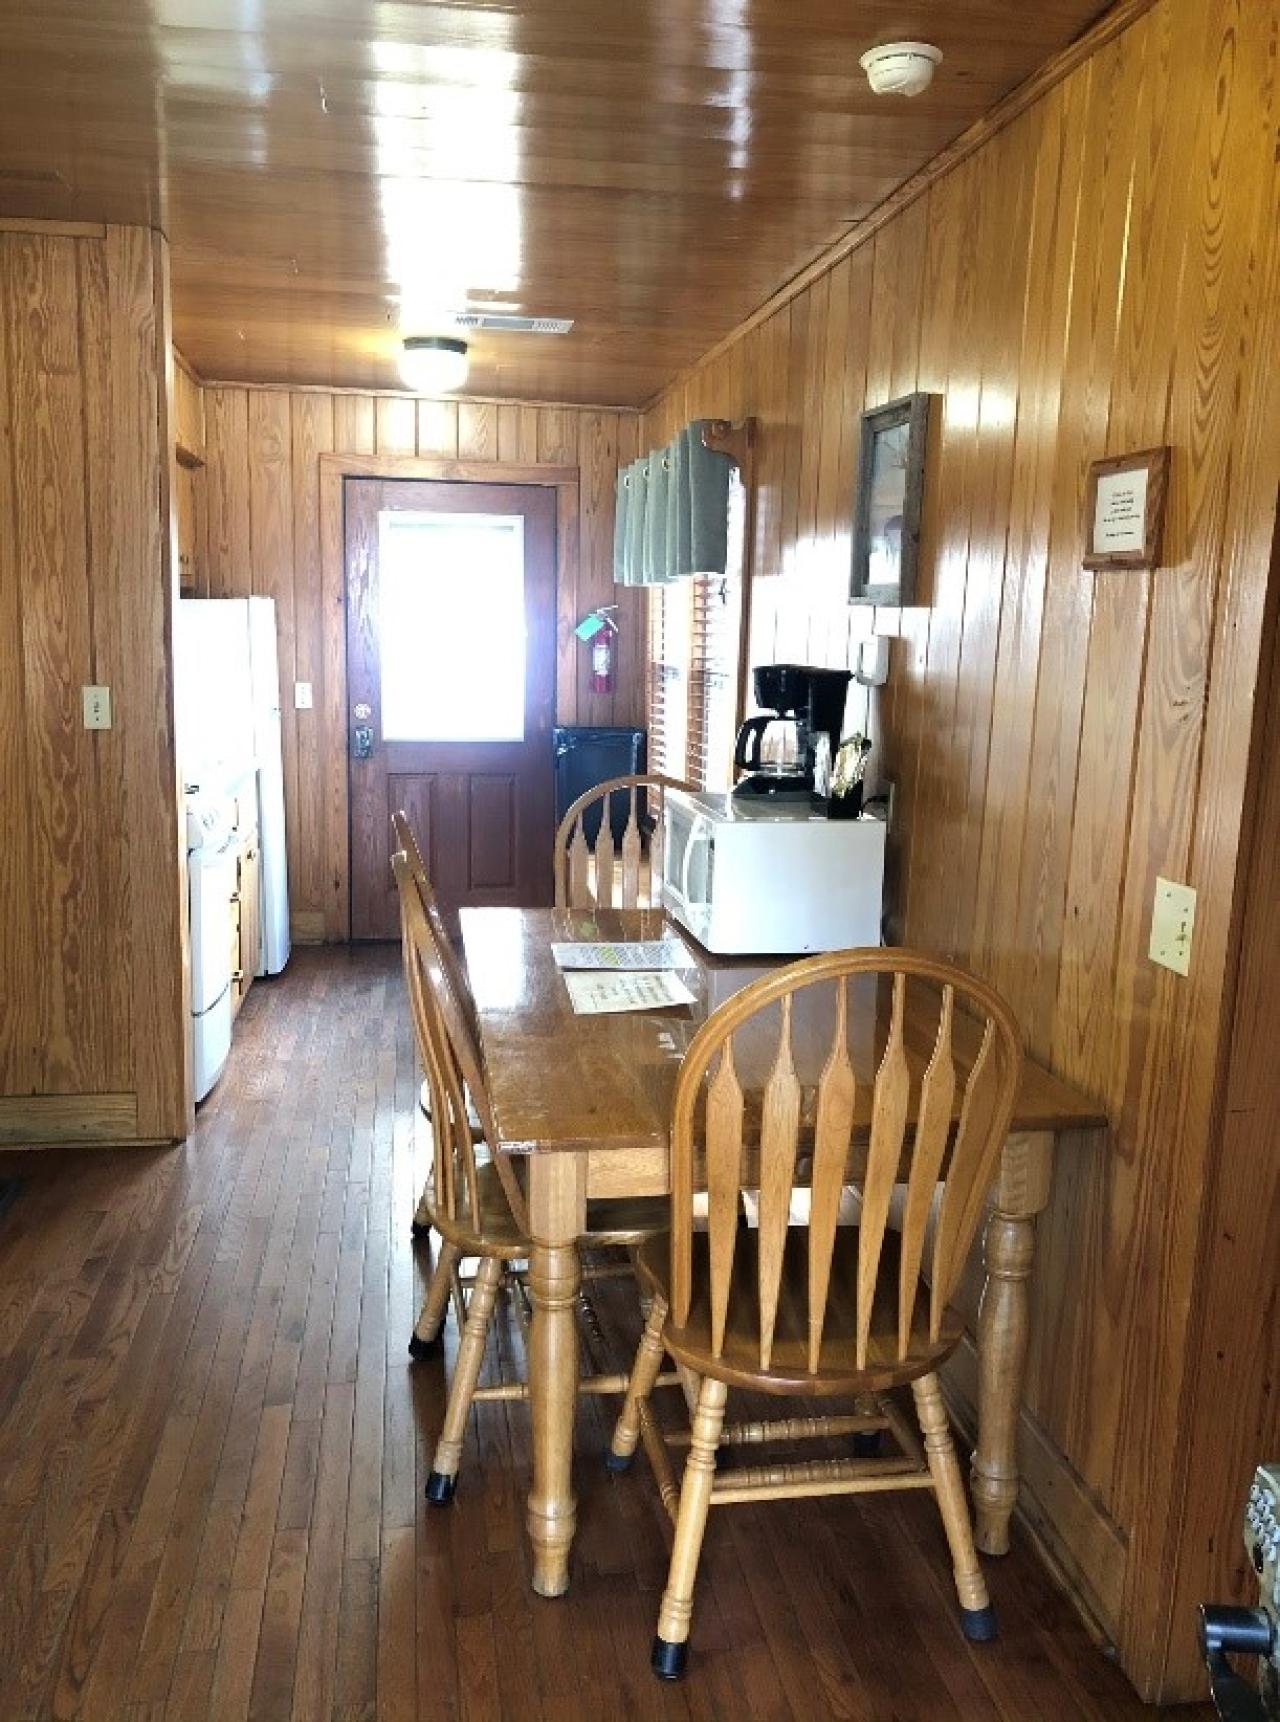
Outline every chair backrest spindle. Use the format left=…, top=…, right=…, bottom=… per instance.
left=856, top=972, right=910, bottom=1369
left=553, top=772, right=691, bottom=911
left=668, top=950, right=1021, bottom=1379
left=392, top=831, right=530, bottom=1240
left=394, top=850, right=482, bottom=1233
left=391, top=809, right=478, bottom=1040
left=900, top=983, right=955, bottom=1355
left=756, top=994, right=800, bottom=1370
left=807, top=978, right=854, bottom=1371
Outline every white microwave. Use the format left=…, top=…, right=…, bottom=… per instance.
left=658, top=790, right=886, bottom=956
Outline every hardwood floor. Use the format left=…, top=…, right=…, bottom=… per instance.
left=0, top=947, right=1215, bottom=1721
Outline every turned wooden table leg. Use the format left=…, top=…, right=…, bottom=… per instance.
left=526, top=1152, right=586, bottom=1598
left=971, top=1130, right=1054, bottom=1556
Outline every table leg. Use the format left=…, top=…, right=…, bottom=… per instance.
left=526, top=1151, right=586, bottom=1598
left=971, top=1130, right=1054, bottom=1556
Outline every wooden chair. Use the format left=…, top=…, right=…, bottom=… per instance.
left=553, top=772, right=690, bottom=911
left=392, top=810, right=487, bottom=1257
left=392, top=849, right=672, bottom=1505
left=607, top=949, right=1022, bottom=1679
left=392, top=810, right=491, bottom=1350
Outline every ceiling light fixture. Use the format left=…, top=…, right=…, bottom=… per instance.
left=400, top=334, right=469, bottom=394
left=860, top=41, right=942, bottom=98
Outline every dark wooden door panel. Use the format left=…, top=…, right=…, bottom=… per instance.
left=346, top=477, right=557, bottom=938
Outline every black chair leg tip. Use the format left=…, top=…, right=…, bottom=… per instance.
left=651, top=1637, right=688, bottom=1681
left=960, top=1605, right=998, bottom=1643
left=604, top=1448, right=634, bottom=1474
left=407, top=1332, right=440, bottom=1361
left=425, top=1471, right=456, bottom=1507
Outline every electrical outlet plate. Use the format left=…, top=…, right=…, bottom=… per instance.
left=294, top=681, right=313, bottom=710
left=82, top=685, right=112, bottom=730
left=1150, top=875, right=1196, bottom=975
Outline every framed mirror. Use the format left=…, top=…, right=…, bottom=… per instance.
left=850, top=392, right=933, bottom=606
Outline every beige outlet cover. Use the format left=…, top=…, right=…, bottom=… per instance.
left=1149, top=875, right=1196, bottom=976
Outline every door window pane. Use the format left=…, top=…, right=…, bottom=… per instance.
left=379, top=510, right=526, bottom=741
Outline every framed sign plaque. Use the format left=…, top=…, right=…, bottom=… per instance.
left=1083, top=447, right=1170, bottom=570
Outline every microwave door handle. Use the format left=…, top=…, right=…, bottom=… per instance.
left=679, top=814, right=710, bottom=909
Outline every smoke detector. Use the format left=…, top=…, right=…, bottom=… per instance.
left=860, top=41, right=942, bottom=98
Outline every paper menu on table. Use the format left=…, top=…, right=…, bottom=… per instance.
left=551, top=940, right=692, bottom=971
left=561, top=970, right=696, bottom=1016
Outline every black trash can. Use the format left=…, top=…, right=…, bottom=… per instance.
left=553, top=726, right=647, bottom=846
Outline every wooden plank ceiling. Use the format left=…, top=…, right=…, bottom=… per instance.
left=0, top=0, right=1109, bottom=405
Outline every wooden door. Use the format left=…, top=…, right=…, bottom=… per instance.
left=346, top=477, right=557, bottom=939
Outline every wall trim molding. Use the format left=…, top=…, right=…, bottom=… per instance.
left=0, top=216, right=108, bottom=239
left=201, top=375, right=643, bottom=415
left=944, top=1336, right=1128, bottom=1643
left=0, top=1094, right=141, bottom=1145
left=173, top=345, right=202, bottom=386
left=641, top=0, right=1160, bottom=411
left=318, top=452, right=578, bottom=489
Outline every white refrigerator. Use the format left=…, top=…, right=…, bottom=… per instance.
left=175, top=596, right=291, bottom=976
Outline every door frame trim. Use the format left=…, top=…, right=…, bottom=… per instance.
left=321, top=452, right=579, bottom=941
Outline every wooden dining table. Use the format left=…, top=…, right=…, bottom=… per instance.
left=459, top=904, right=1108, bottom=1600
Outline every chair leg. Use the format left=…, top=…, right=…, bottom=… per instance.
left=652, top=1375, right=728, bottom=1679
left=911, top=1372, right=996, bottom=1641
left=409, top=1239, right=459, bottom=1359
left=411, top=1182, right=433, bottom=1239
left=607, top=1294, right=668, bottom=1472
left=426, top=1253, right=503, bottom=1506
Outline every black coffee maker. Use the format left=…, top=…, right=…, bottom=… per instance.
left=733, top=663, right=853, bottom=800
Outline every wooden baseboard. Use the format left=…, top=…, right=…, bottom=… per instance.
left=290, top=910, right=326, bottom=944
left=943, top=1334, right=1129, bottom=1642
left=0, top=1093, right=140, bottom=1145
left=0, top=217, right=108, bottom=239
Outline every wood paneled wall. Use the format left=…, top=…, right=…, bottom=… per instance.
left=0, top=221, right=189, bottom=1145
left=643, top=0, right=1280, bottom=1698
left=194, top=388, right=643, bottom=941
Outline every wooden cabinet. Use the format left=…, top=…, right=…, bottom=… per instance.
left=231, top=835, right=261, bottom=1019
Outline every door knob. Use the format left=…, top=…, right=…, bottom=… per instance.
left=352, top=723, right=374, bottom=760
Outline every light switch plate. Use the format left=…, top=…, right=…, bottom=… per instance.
left=1150, top=875, right=1196, bottom=975
left=294, top=681, right=313, bottom=710
left=82, top=685, right=112, bottom=730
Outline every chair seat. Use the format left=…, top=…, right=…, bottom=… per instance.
left=636, top=1226, right=965, bottom=1396
left=424, top=1161, right=528, bottom=1257
left=425, top=1163, right=668, bottom=1258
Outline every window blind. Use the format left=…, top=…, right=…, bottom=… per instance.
left=646, top=473, right=746, bottom=791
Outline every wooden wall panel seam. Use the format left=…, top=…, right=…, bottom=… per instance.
left=0, top=235, right=37, bottom=1090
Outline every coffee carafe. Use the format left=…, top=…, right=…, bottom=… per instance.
left=732, top=664, right=853, bottom=801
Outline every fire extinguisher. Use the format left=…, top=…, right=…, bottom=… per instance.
left=580, top=606, right=618, bottom=695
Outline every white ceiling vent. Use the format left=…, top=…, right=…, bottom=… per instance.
left=452, top=312, right=574, bottom=335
